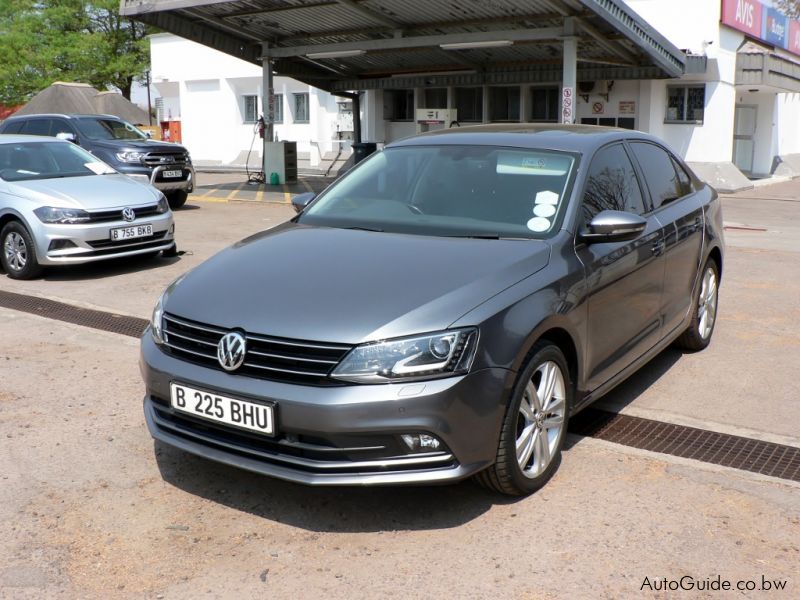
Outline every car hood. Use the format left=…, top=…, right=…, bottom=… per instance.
left=164, top=223, right=551, bottom=344
left=89, top=139, right=188, bottom=154
left=7, top=174, right=159, bottom=209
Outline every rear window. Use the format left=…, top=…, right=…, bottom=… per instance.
left=74, top=117, right=147, bottom=141
left=1, top=121, right=25, bottom=134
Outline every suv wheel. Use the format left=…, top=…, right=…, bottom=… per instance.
left=166, top=190, right=188, bottom=210
left=475, top=342, right=571, bottom=496
left=1, top=221, right=43, bottom=279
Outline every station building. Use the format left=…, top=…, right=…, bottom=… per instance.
left=123, top=0, right=800, bottom=191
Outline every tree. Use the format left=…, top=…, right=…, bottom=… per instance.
left=0, top=0, right=151, bottom=105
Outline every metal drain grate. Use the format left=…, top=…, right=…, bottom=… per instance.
left=2, top=289, right=799, bottom=483
left=0, top=290, right=147, bottom=338
left=569, top=408, right=800, bottom=483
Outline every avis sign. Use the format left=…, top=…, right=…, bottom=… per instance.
left=561, top=87, right=574, bottom=124
left=721, top=0, right=800, bottom=56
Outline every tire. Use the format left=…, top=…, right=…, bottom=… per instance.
left=475, top=342, right=571, bottom=496
left=674, top=258, right=719, bottom=352
left=166, top=190, right=188, bottom=210
left=1, top=221, right=42, bottom=280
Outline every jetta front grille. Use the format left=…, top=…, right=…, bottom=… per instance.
left=162, top=313, right=353, bottom=386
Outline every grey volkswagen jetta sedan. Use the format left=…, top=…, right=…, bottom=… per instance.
left=140, top=125, right=723, bottom=496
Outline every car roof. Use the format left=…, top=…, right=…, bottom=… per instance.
left=0, top=134, right=68, bottom=145
left=3, top=113, right=120, bottom=121
left=388, top=123, right=661, bottom=154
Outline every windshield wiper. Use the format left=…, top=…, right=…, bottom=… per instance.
left=341, top=225, right=384, bottom=233
left=443, top=233, right=529, bottom=240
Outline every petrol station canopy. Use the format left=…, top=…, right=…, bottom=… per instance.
left=120, top=0, right=691, bottom=92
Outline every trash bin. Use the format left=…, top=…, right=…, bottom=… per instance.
left=352, top=142, right=377, bottom=165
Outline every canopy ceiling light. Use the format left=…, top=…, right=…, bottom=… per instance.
left=306, top=49, right=367, bottom=59
left=440, top=40, right=513, bottom=50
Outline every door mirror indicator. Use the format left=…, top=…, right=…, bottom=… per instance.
left=291, top=191, right=316, bottom=214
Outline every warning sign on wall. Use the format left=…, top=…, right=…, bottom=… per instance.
left=561, top=87, right=574, bottom=124
left=619, top=101, right=636, bottom=115
left=592, top=102, right=604, bottom=115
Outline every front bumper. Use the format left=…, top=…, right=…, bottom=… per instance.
left=31, top=211, right=175, bottom=266
left=140, top=332, right=510, bottom=486
left=123, top=164, right=195, bottom=194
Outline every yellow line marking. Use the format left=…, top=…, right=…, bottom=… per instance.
left=282, top=184, right=291, bottom=204
left=301, top=179, right=313, bottom=193
left=194, top=195, right=229, bottom=203
left=226, top=182, right=247, bottom=201
left=195, top=187, right=216, bottom=197
left=256, top=188, right=265, bottom=202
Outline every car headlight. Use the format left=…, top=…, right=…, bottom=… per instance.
left=33, top=206, right=91, bottom=224
left=331, top=328, right=478, bottom=383
left=155, top=194, right=169, bottom=213
left=150, top=292, right=165, bottom=345
left=116, top=151, right=146, bottom=163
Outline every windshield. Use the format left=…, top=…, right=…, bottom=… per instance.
left=0, top=141, right=116, bottom=181
left=75, top=117, right=148, bottom=141
left=300, top=145, right=576, bottom=239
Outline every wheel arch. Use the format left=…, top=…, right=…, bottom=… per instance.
left=707, top=244, right=723, bottom=280
left=510, top=320, right=582, bottom=400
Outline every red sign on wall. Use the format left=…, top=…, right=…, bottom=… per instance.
left=790, top=20, right=800, bottom=54
left=721, top=0, right=763, bottom=38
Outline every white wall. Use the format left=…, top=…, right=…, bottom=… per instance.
left=149, top=33, right=345, bottom=165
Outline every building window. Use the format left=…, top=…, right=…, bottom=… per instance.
left=243, top=95, right=258, bottom=123
left=666, top=85, right=705, bottom=123
left=455, top=87, right=483, bottom=122
left=530, top=87, right=559, bottom=122
left=266, top=93, right=283, bottom=124
left=384, top=89, right=414, bottom=121
left=293, top=93, right=309, bottom=123
left=424, top=88, right=447, bottom=108
left=489, top=86, right=520, bottom=122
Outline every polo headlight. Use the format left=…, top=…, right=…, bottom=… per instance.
left=155, top=194, right=169, bottom=213
left=116, top=151, right=146, bottom=163
left=331, top=328, right=478, bottom=383
left=33, top=206, right=91, bottom=224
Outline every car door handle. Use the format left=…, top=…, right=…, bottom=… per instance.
left=651, top=239, right=665, bottom=256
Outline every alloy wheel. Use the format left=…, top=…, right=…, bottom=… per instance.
left=3, top=232, right=27, bottom=271
left=516, top=361, right=566, bottom=478
left=697, top=267, right=718, bottom=340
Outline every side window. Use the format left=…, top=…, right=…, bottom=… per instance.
left=2, top=121, right=24, bottom=134
left=51, top=119, right=75, bottom=138
left=670, top=156, right=693, bottom=196
left=22, top=119, right=53, bottom=136
left=630, top=142, right=684, bottom=209
left=582, top=143, right=646, bottom=225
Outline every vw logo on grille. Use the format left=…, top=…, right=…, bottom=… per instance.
left=121, top=207, right=135, bottom=222
left=217, top=332, right=246, bottom=371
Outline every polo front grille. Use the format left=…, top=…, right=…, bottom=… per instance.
left=88, top=204, right=161, bottom=223
left=162, top=313, right=353, bottom=386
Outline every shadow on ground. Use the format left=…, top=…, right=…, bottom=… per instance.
left=155, top=441, right=515, bottom=533
left=154, top=346, right=685, bottom=531
left=36, top=253, right=182, bottom=282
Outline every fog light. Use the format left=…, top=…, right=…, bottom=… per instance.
left=401, top=433, right=442, bottom=452
left=48, top=239, right=77, bottom=251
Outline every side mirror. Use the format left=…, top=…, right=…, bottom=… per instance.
left=291, top=191, right=316, bottom=214
left=56, top=132, right=76, bottom=143
left=579, top=210, right=647, bottom=243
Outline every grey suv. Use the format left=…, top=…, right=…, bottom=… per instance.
left=140, top=125, right=723, bottom=496
left=0, top=114, right=194, bottom=209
